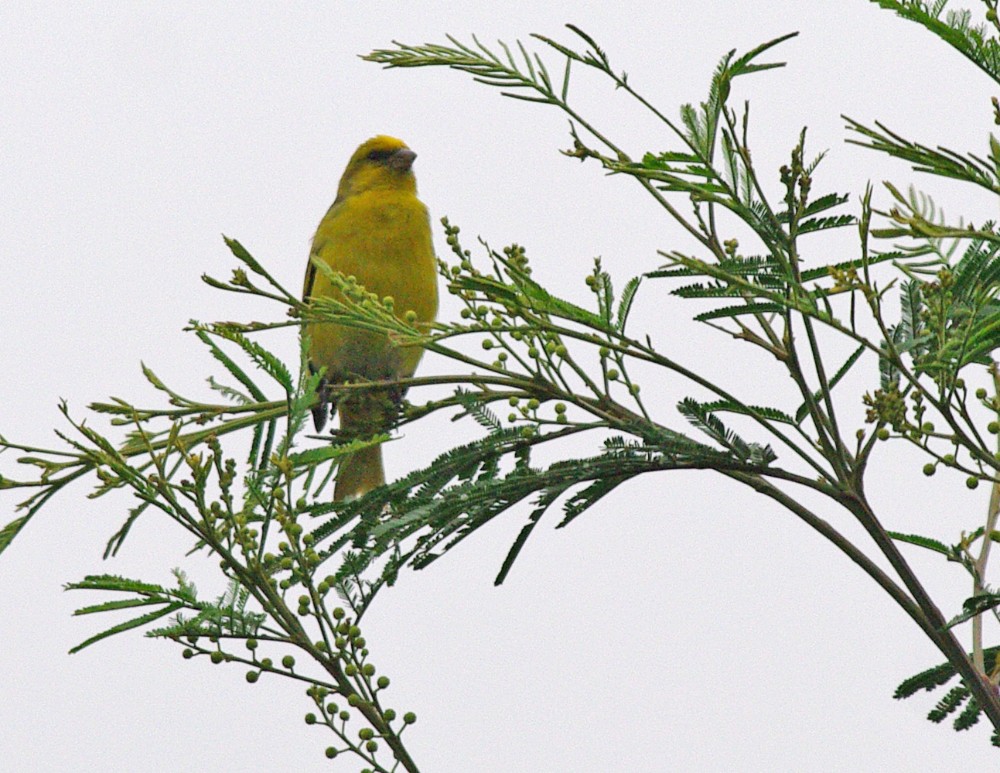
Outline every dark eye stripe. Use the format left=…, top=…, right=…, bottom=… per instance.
left=366, top=149, right=394, bottom=162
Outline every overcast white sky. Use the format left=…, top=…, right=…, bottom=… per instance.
left=3, top=1, right=1000, bottom=770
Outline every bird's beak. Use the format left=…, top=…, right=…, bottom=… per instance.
left=389, top=148, right=417, bottom=172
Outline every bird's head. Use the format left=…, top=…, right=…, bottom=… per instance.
left=336, top=135, right=418, bottom=199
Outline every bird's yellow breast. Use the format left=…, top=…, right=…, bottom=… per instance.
left=305, top=187, right=438, bottom=382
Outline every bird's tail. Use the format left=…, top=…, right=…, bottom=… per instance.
left=334, top=442, right=385, bottom=501
left=333, top=390, right=393, bottom=501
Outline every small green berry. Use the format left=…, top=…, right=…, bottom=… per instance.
left=876, top=428, right=890, bottom=441
left=282, top=655, right=296, bottom=669
left=325, top=748, right=338, bottom=759
left=403, top=712, right=417, bottom=725
left=182, top=649, right=194, bottom=660
left=359, top=728, right=375, bottom=741
left=210, top=651, right=224, bottom=665
left=922, top=463, right=936, bottom=476
left=246, top=671, right=259, bottom=683
left=967, top=476, right=980, bottom=489
left=377, top=676, right=390, bottom=689
left=305, top=713, right=317, bottom=725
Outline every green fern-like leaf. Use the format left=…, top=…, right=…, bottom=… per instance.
left=928, top=685, right=970, bottom=723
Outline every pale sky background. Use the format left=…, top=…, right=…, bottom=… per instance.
left=3, top=1, right=1000, bottom=771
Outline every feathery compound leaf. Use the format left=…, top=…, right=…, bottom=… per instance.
left=205, top=326, right=293, bottom=393
left=193, top=328, right=268, bottom=402
left=894, top=647, right=1000, bottom=711
left=494, top=482, right=574, bottom=585
left=677, top=398, right=769, bottom=462
left=928, top=685, right=970, bottom=723
left=615, top=276, right=643, bottom=332
left=68, top=603, right=184, bottom=654
left=845, top=116, right=1000, bottom=194
left=794, top=344, right=865, bottom=423
left=694, top=302, right=784, bottom=322
left=887, top=530, right=952, bottom=557
left=946, top=592, right=1000, bottom=629
left=899, top=280, right=926, bottom=353
left=0, top=515, right=29, bottom=556
left=954, top=696, right=983, bottom=731
left=795, top=214, right=857, bottom=235
left=696, top=399, right=796, bottom=425
left=870, top=1, right=1000, bottom=86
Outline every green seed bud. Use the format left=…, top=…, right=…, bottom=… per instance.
left=967, top=476, right=980, bottom=489
left=305, top=713, right=317, bottom=725
left=359, top=728, right=375, bottom=741
left=282, top=655, right=296, bottom=669
left=876, top=428, right=890, bottom=441
left=246, top=671, right=259, bottom=683
left=325, top=748, right=338, bottom=759
left=922, top=463, right=936, bottom=476
left=403, top=712, right=417, bottom=725
left=377, top=676, right=390, bottom=689
left=210, top=651, right=224, bottom=664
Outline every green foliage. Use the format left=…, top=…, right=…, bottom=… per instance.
left=7, top=2, right=1000, bottom=764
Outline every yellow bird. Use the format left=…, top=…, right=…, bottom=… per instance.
left=303, top=135, right=438, bottom=501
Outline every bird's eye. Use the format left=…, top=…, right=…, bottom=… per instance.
left=367, top=149, right=393, bottom=162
